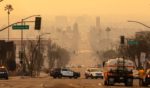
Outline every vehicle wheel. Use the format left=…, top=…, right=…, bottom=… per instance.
left=5, top=77, right=8, bottom=80
left=85, top=76, right=88, bottom=79
left=74, top=76, right=78, bottom=79
left=108, top=78, right=114, bottom=86
left=53, top=76, right=57, bottom=79
left=125, top=78, right=133, bottom=86
left=104, top=80, right=108, bottom=86
left=58, top=75, right=62, bottom=78
left=139, top=79, right=147, bottom=86
left=143, top=83, right=148, bottom=87
left=139, top=79, right=143, bottom=86
left=91, top=75, right=94, bottom=79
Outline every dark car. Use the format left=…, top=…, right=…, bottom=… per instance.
left=50, top=68, right=80, bottom=79
left=0, top=66, right=8, bottom=80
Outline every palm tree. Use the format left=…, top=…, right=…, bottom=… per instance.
left=5, top=4, right=13, bottom=40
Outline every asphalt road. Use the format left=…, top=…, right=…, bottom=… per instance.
left=0, top=76, right=148, bottom=88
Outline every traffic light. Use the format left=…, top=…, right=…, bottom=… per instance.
left=35, top=17, right=41, bottom=30
left=120, top=36, right=125, bottom=44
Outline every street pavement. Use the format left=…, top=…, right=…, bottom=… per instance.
left=0, top=76, right=147, bottom=88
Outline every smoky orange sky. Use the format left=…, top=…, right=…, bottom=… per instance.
left=0, top=0, right=150, bottom=38
left=0, top=0, right=150, bottom=19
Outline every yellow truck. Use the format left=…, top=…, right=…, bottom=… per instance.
left=103, top=58, right=134, bottom=86
left=139, top=69, right=150, bottom=87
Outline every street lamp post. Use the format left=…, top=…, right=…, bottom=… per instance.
left=128, top=20, right=150, bottom=28
left=39, top=33, right=51, bottom=55
left=37, top=33, right=50, bottom=76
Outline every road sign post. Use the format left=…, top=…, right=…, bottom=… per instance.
left=12, top=25, right=29, bottom=29
left=127, top=40, right=138, bottom=45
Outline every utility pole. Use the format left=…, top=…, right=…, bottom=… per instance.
left=37, top=33, right=50, bottom=76
left=19, top=15, right=40, bottom=76
left=39, top=33, right=51, bottom=55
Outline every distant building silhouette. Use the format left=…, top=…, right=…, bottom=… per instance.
left=66, top=26, right=72, bottom=32
left=73, top=22, right=78, bottom=32
left=96, top=16, right=100, bottom=30
left=0, top=40, right=16, bottom=71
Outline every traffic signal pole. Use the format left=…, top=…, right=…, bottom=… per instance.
left=0, top=15, right=41, bottom=77
left=21, top=19, right=25, bottom=76
left=19, top=15, right=41, bottom=77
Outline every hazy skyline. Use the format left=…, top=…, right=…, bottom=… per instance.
left=0, top=0, right=150, bottom=21
left=0, top=0, right=150, bottom=38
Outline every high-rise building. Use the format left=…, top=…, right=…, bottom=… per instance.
left=96, top=16, right=100, bottom=30
left=66, top=26, right=72, bottom=32
left=73, top=22, right=78, bottom=31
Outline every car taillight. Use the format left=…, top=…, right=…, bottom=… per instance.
left=128, top=74, right=133, bottom=76
left=108, top=73, right=113, bottom=76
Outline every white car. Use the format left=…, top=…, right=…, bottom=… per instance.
left=85, top=68, right=103, bottom=79
left=133, top=69, right=139, bottom=79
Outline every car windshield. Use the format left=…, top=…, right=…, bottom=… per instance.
left=90, top=69, right=101, bottom=72
left=0, top=68, right=6, bottom=72
left=146, top=69, right=150, bottom=74
left=62, top=68, right=71, bottom=71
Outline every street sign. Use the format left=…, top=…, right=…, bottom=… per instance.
left=12, top=25, right=29, bottom=29
left=127, top=40, right=138, bottom=45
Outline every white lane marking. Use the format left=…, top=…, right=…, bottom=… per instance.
left=98, top=83, right=102, bottom=86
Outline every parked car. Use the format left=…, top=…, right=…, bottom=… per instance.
left=0, top=66, right=8, bottom=80
left=50, top=68, right=80, bottom=79
left=85, top=68, right=103, bottom=79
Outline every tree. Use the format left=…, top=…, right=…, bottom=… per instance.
left=102, top=49, right=118, bottom=61
left=119, top=31, right=150, bottom=68
left=0, top=0, right=3, bottom=2
left=5, top=4, right=13, bottom=40
left=21, top=38, right=45, bottom=77
left=47, top=40, right=71, bottom=70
